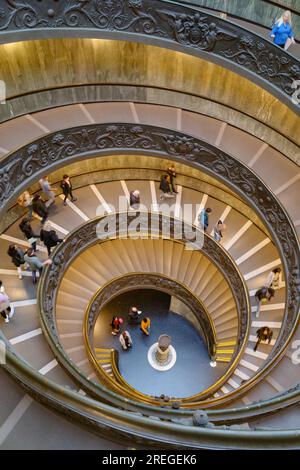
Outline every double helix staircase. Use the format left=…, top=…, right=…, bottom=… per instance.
left=0, top=0, right=299, bottom=448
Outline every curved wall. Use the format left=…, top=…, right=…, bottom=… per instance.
left=0, top=39, right=299, bottom=150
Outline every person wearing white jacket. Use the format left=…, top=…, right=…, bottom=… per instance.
left=119, top=330, right=133, bottom=350
left=265, top=268, right=282, bottom=289
left=0, top=281, right=14, bottom=323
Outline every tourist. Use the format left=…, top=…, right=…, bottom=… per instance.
left=17, top=191, right=33, bottom=220
left=19, top=218, right=39, bottom=252
left=39, top=176, right=56, bottom=208
left=159, top=175, right=174, bottom=200
left=265, top=267, right=282, bottom=289
left=129, top=190, right=140, bottom=210
left=254, top=286, right=275, bottom=318
left=7, top=244, right=26, bottom=279
left=24, top=248, right=52, bottom=284
left=0, top=284, right=14, bottom=323
left=61, top=174, right=77, bottom=206
left=40, top=225, right=63, bottom=256
left=128, top=306, right=142, bottom=323
left=167, top=164, right=178, bottom=194
left=111, top=316, right=123, bottom=335
left=213, top=220, right=226, bottom=242
left=270, top=10, right=295, bottom=49
left=32, top=194, right=48, bottom=225
left=140, top=317, right=151, bottom=336
left=119, top=330, right=133, bottom=350
left=199, top=207, right=212, bottom=232
left=254, top=326, right=273, bottom=352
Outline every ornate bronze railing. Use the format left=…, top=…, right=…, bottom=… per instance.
left=178, top=0, right=300, bottom=39
left=0, top=122, right=298, bottom=425
left=83, top=271, right=236, bottom=401
left=2, top=331, right=300, bottom=448
left=0, top=123, right=298, bottom=366
left=40, top=211, right=249, bottom=405
left=0, top=122, right=298, bottom=399
left=85, top=272, right=218, bottom=359
left=0, top=1, right=299, bottom=113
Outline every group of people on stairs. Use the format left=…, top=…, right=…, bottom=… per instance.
left=2, top=167, right=284, bottom=361
left=6, top=174, right=78, bottom=284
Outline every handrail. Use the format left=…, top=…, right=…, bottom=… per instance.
left=2, top=332, right=300, bottom=448
left=0, top=122, right=298, bottom=419
left=0, top=0, right=299, bottom=113
left=0, top=122, right=297, bottom=365
left=83, top=271, right=237, bottom=403
left=85, top=271, right=218, bottom=358
left=40, top=211, right=249, bottom=406
left=176, top=1, right=300, bottom=36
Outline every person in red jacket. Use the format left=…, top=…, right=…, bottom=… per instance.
left=111, top=316, right=123, bottom=335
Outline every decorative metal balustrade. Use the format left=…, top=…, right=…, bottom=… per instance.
left=0, top=123, right=298, bottom=370
left=0, top=1, right=299, bottom=112
left=39, top=213, right=248, bottom=404
left=0, top=122, right=299, bottom=445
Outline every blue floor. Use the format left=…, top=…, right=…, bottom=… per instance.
left=93, top=290, right=227, bottom=398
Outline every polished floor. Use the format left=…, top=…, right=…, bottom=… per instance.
left=93, top=290, right=227, bottom=398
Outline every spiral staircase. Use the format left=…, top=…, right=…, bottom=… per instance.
left=0, top=0, right=299, bottom=450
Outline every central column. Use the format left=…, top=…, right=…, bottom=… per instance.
left=155, top=334, right=172, bottom=365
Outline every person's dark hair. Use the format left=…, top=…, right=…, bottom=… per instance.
left=0, top=280, right=2, bottom=287
left=63, top=174, right=69, bottom=180
left=27, top=248, right=34, bottom=256
left=273, top=268, right=281, bottom=274
left=33, top=194, right=41, bottom=201
left=142, top=317, right=148, bottom=323
left=206, top=208, right=212, bottom=213
left=218, top=219, right=223, bottom=224
left=7, top=244, right=16, bottom=256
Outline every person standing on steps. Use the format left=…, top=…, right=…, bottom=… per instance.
left=159, top=175, right=174, bottom=200
left=213, top=220, right=226, bottom=242
left=265, top=267, right=282, bottom=290
left=32, top=194, right=49, bottom=225
left=270, top=10, right=295, bottom=49
left=140, top=317, right=151, bottom=336
left=254, top=326, right=273, bottom=352
left=39, top=176, right=57, bottom=208
left=19, top=218, right=39, bottom=252
left=61, top=174, right=77, bottom=206
left=167, top=164, right=178, bottom=194
left=0, top=283, right=14, bottom=323
left=24, top=248, right=52, bottom=284
left=199, top=207, right=212, bottom=232
left=119, top=330, right=133, bottom=350
left=129, top=190, right=140, bottom=210
left=7, top=244, right=26, bottom=279
left=254, top=286, right=275, bottom=318
left=17, top=191, right=34, bottom=220
left=40, top=224, right=64, bottom=256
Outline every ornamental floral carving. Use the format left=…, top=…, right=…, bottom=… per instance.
left=0, top=123, right=298, bottom=363
left=0, top=1, right=298, bottom=104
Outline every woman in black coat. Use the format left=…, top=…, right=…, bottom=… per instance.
left=32, top=194, right=48, bottom=225
left=19, top=218, right=39, bottom=251
left=40, top=228, right=63, bottom=256
left=7, top=244, right=26, bottom=279
left=61, top=175, right=77, bottom=206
